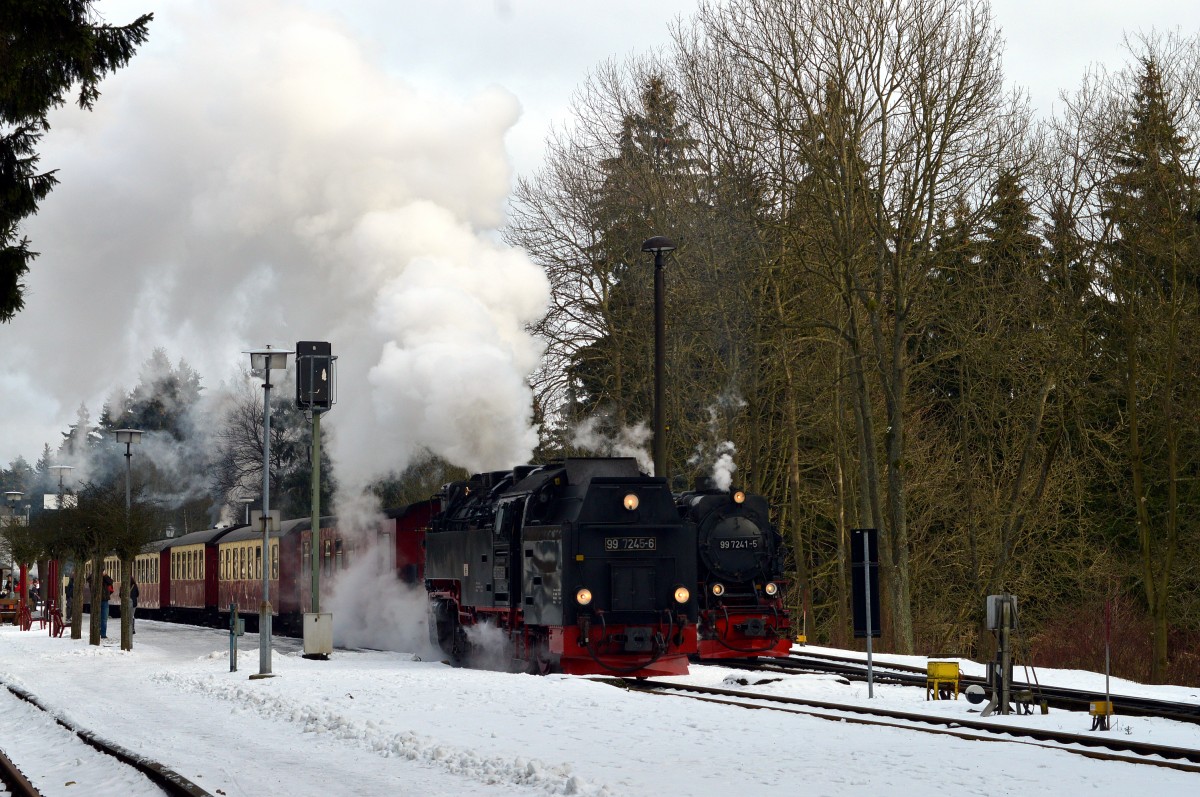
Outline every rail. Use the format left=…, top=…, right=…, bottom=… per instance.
left=600, top=677, right=1200, bottom=773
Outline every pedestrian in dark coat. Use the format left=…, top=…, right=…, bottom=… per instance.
left=129, top=577, right=139, bottom=633
left=100, top=571, right=113, bottom=638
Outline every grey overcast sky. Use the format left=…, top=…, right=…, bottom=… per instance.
left=2, top=0, right=1199, bottom=491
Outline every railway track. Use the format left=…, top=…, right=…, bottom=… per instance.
left=601, top=676, right=1200, bottom=773
left=721, top=650, right=1200, bottom=724
left=0, top=680, right=212, bottom=797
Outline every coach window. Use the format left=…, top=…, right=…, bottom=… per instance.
left=271, top=542, right=279, bottom=580
left=255, top=545, right=262, bottom=580
left=335, top=539, right=343, bottom=570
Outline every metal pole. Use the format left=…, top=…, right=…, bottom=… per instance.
left=124, top=444, right=132, bottom=522
left=863, top=530, right=874, bottom=699
left=124, top=444, right=131, bottom=648
left=259, top=370, right=273, bottom=677
left=310, top=409, right=321, bottom=613
left=653, top=250, right=666, bottom=480
left=1000, top=597, right=1012, bottom=715
left=1104, top=598, right=1112, bottom=729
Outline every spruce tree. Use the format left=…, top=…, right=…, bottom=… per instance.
left=1100, top=57, right=1200, bottom=681
left=0, top=1, right=152, bottom=321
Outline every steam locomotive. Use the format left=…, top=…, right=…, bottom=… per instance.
left=419, top=458, right=697, bottom=676
left=676, top=480, right=792, bottom=658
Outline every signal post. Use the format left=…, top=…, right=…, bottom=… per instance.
left=297, top=341, right=336, bottom=659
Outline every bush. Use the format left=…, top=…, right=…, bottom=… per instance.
left=1029, top=595, right=1200, bottom=686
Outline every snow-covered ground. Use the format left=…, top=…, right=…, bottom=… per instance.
left=2, top=619, right=1199, bottom=796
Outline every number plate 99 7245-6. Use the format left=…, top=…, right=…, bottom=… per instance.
left=604, top=536, right=656, bottom=551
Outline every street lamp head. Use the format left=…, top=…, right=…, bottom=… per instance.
left=244, top=345, right=294, bottom=372
left=114, top=429, right=144, bottom=446
left=641, top=235, right=677, bottom=254
left=4, top=491, right=22, bottom=506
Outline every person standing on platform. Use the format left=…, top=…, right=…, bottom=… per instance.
left=65, top=576, right=74, bottom=622
left=129, top=576, right=139, bottom=634
left=100, top=571, right=114, bottom=639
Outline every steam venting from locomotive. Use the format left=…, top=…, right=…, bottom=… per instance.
left=689, top=439, right=738, bottom=492
left=570, top=418, right=654, bottom=475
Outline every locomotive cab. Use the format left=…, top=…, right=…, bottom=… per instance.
left=424, top=458, right=697, bottom=676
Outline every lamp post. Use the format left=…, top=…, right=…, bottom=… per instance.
left=245, top=345, right=293, bottom=679
left=47, top=464, right=75, bottom=615
left=640, top=235, right=676, bottom=480
left=49, top=464, right=75, bottom=502
left=113, top=430, right=142, bottom=517
left=237, top=496, right=255, bottom=525
left=113, top=431, right=142, bottom=649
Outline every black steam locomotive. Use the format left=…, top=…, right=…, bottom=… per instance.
left=676, top=481, right=792, bottom=658
left=423, top=458, right=697, bottom=676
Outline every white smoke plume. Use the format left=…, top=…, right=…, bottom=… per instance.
left=570, top=417, right=654, bottom=475
left=8, top=1, right=549, bottom=496
left=1, top=0, right=551, bottom=649
left=685, top=395, right=747, bottom=491
left=710, top=441, right=737, bottom=492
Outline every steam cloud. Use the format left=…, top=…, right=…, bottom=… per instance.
left=571, top=417, right=654, bottom=475
left=2, top=1, right=551, bottom=648
left=9, top=0, right=549, bottom=492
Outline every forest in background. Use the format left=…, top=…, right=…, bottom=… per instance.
left=507, top=0, right=1200, bottom=684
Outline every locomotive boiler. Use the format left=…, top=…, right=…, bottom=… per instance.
left=677, top=481, right=792, bottom=658
left=423, top=458, right=698, bottom=676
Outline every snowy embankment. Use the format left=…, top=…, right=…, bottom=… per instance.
left=2, top=620, right=1199, bottom=796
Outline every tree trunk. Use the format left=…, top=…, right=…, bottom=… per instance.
left=120, top=555, right=134, bottom=651
left=88, top=553, right=103, bottom=645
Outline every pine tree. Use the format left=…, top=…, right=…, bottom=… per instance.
left=1100, top=57, right=1200, bottom=682
left=0, top=1, right=152, bottom=321
left=571, top=76, right=700, bottom=435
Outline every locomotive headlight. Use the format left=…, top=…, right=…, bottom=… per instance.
left=711, top=583, right=725, bottom=597
left=623, top=493, right=640, bottom=511
left=764, top=582, right=779, bottom=596
left=673, top=586, right=691, bottom=604
left=575, top=588, right=593, bottom=606
left=733, top=490, right=746, bottom=504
